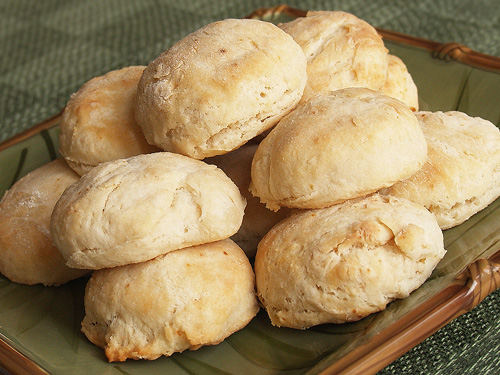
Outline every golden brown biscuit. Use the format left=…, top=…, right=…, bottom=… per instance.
left=0, top=159, right=88, bottom=286
left=81, top=239, right=259, bottom=362
left=381, top=111, right=500, bottom=229
left=59, top=66, right=159, bottom=175
left=135, top=18, right=307, bottom=159
left=51, top=152, right=246, bottom=269
left=380, top=54, right=419, bottom=111
left=250, top=88, right=427, bottom=211
left=279, top=11, right=389, bottom=103
left=206, top=143, right=291, bottom=257
left=255, top=194, right=445, bottom=329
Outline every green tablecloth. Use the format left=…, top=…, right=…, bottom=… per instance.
left=1, top=1, right=499, bottom=374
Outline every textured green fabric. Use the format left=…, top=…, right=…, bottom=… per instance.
left=0, top=1, right=499, bottom=374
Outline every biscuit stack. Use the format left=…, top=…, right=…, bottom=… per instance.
left=1, top=10, right=500, bottom=362
left=249, top=86, right=445, bottom=328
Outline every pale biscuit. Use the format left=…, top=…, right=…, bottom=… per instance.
left=59, top=66, right=159, bottom=175
left=0, top=159, right=88, bottom=286
left=50, top=152, right=246, bottom=269
left=250, top=88, right=427, bottom=211
left=81, top=239, right=259, bottom=362
left=206, top=143, right=291, bottom=257
left=381, top=111, right=500, bottom=229
left=135, top=18, right=307, bottom=159
left=380, top=54, right=419, bottom=111
left=255, top=194, right=445, bottom=329
left=279, top=11, right=389, bottom=103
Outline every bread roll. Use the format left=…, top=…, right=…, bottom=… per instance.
left=255, top=194, right=445, bottom=329
left=59, top=66, right=159, bottom=175
left=381, top=111, right=500, bottom=229
left=380, top=54, right=419, bottom=111
left=0, top=159, right=88, bottom=285
left=51, top=152, right=246, bottom=269
left=250, top=88, right=427, bottom=210
left=81, top=239, right=259, bottom=361
left=279, top=11, right=389, bottom=103
left=135, top=18, right=307, bottom=159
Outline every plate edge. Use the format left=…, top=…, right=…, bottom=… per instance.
left=0, top=111, right=62, bottom=153
left=0, top=334, right=49, bottom=375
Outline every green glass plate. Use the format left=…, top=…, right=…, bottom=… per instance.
left=1, top=6, right=500, bottom=375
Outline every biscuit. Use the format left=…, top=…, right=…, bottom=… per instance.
left=50, top=152, right=246, bottom=269
left=279, top=11, right=389, bottom=103
left=255, top=194, right=445, bottom=329
left=0, top=159, right=88, bottom=286
left=250, top=88, right=427, bottom=210
left=381, top=111, right=500, bottom=229
left=59, top=66, right=159, bottom=175
left=380, top=54, right=419, bottom=111
left=206, top=143, right=291, bottom=257
left=135, top=18, right=307, bottom=159
left=81, top=239, right=259, bottom=362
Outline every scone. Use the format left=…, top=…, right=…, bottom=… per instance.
left=135, top=18, right=307, bottom=159
left=380, top=54, right=419, bottom=111
left=381, top=111, right=500, bottom=229
left=279, top=11, right=389, bottom=103
left=250, top=88, right=427, bottom=210
left=81, top=239, right=259, bottom=362
left=59, top=66, right=159, bottom=175
left=255, top=194, right=445, bottom=329
left=51, top=152, right=246, bottom=269
left=206, top=143, right=291, bottom=257
left=0, top=159, right=88, bottom=286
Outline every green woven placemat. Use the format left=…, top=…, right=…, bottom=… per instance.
left=1, top=1, right=499, bottom=374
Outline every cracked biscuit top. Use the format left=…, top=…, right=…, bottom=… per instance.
left=50, top=152, right=246, bottom=269
left=255, top=193, right=445, bottom=329
left=279, top=11, right=389, bottom=103
left=134, top=18, right=307, bottom=159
